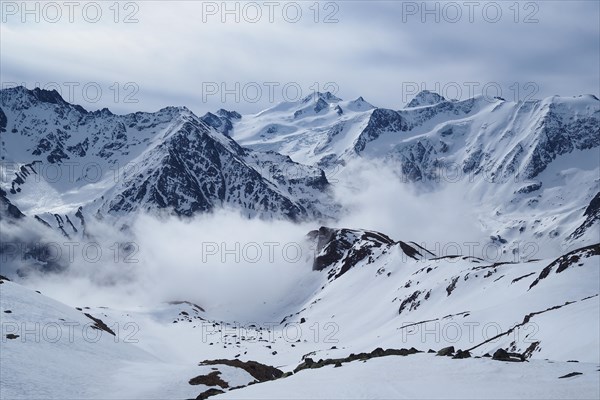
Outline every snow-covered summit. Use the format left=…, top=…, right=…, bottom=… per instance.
left=405, top=90, right=447, bottom=108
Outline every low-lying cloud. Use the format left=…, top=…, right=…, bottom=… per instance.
left=2, top=160, right=551, bottom=320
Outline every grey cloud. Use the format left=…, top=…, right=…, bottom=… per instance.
left=1, top=0, right=597, bottom=115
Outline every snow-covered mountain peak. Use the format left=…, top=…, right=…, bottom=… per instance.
left=216, top=109, right=242, bottom=120
left=231, top=89, right=599, bottom=254
left=1, top=85, right=87, bottom=114
left=347, top=96, right=375, bottom=111
left=251, top=92, right=340, bottom=119
left=405, top=90, right=446, bottom=108
left=301, top=91, right=342, bottom=104
left=307, top=226, right=434, bottom=280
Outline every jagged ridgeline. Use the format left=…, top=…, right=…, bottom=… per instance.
left=1, top=86, right=598, bottom=259
left=0, top=86, right=336, bottom=225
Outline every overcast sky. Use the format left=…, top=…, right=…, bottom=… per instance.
left=1, top=0, right=598, bottom=115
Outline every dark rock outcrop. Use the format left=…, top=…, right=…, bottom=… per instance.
left=199, top=359, right=283, bottom=382
left=529, top=243, right=600, bottom=290
left=189, top=371, right=229, bottom=388
left=492, top=348, right=525, bottom=362
left=437, top=346, right=455, bottom=357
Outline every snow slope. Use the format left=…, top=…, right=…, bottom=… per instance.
left=1, top=229, right=598, bottom=399
left=216, top=354, right=600, bottom=400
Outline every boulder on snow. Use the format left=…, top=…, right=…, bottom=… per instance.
left=558, top=372, right=583, bottom=379
left=189, top=371, right=229, bottom=388
left=452, top=349, right=471, bottom=359
left=371, top=347, right=385, bottom=357
left=492, top=348, right=525, bottom=362
left=195, top=388, right=225, bottom=400
left=437, top=346, right=455, bottom=356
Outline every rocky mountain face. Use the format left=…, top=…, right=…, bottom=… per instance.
left=289, top=226, right=600, bottom=363
left=0, top=86, right=337, bottom=226
left=231, top=90, right=600, bottom=252
left=0, top=87, right=338, bottom=275
left=95, top=118, right=331, bottom=220
left=569, top=192, right=600, bottom=240
left=307, top=226, right=432, bottom=280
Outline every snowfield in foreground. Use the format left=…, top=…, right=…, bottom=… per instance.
left=1, top=236, right=599, bottom=399
left=216, top=355, right=600, bottom=400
